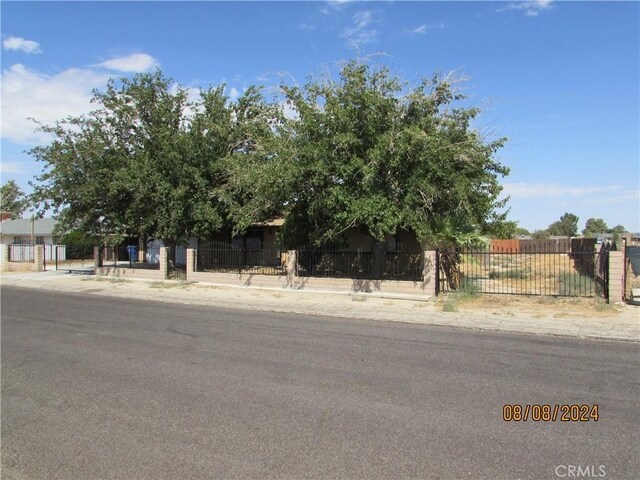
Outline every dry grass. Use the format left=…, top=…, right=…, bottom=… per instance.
left=457, top=253, right=598, bottom=296
left=436, top=293, right=621, bottom=317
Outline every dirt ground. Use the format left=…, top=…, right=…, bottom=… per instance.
left=435, top=292, right=626, bottom=318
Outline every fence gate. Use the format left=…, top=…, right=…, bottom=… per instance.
left=168, top=246, right=187, bottom=280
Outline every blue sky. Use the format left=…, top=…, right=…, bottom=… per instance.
left=1, top=1, right=638, bottom=232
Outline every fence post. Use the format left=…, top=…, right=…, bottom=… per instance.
left=608, top=251, right=624, bottom=304
left=286, top=250, right=297, bottom=287
left=186, top=248, right=195, bottom=281
left=34, top=245, right=44, bottom=272
left=160, top=247, right=169, bottom=280
left=423, top=250, right=437, bottom=296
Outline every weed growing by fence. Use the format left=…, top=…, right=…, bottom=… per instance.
left=558, top=272, right=595, bottom=296
left=488, top=268, right=530, bottom=280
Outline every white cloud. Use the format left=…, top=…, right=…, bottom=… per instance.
left=502, top=182, right=623, bottom=199
left=340, top=10, right=379, bottom=46
left=498, top=0, right=554, bottom=17
left=403, top=23, right=444, bottom=36
left=1, top=63, right=111, bottom=144
left=3, top=36, right=42, bottom=54
left=0, top=161, right=27, bottom=175
left=95, top=53, right=159, bottom=73
left=406, top=25, right=428, bottom=35
left=229, top=87, right=240, bottom=99
left=297, top=23, right=316, bottom=31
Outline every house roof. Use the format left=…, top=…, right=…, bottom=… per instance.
left=0, top=218, right=57, bottom=236
left=252, top=218, right=285, bottom=227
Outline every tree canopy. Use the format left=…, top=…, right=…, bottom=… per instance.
left=547, top=212, right=579, bottom=237
left=29, top=61, right=511, bottom=249
left=30, top=71, right=280, bottom=245
left=582, top=218, right=608, bottom=238
left=0, top=180, right=28, bottom=218
left=272, top=61, right=509, bottom=248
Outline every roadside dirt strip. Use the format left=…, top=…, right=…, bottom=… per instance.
left=1, top=271, right=638, bottom=342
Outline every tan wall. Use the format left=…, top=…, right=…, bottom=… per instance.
left=0, top=244, right=43, bottom=273
left=1, top=262, right=41, bottom=273
left=96, top=266, right=165, bottom=281
left=263, top=227, right=277, bottom=251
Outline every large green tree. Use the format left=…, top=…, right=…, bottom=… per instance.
left=582, top=218, right=608, bottom=238
left=273, top=61, right=510, bottom=250
left=29, top=70, right=278, bottom=245
left=547, top=212, right=579, bottom=237
left=0, top=179, right=27, bottom=218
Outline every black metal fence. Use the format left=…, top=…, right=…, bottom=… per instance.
left=296, top=248, right=423, bottom=281
left=197, top=247, right=286, bottom=276
left=43, top=244, right=95, bottom=271
left=8, top=244, right=35, bottom=262
left=167, top=246, right=187, bottom=280
left=100, top=246, right=160, bottom=270
left=437, top=248, right=607, bottom=297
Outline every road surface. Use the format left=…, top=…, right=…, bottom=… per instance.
left=2, top=286, right=638, bottom=479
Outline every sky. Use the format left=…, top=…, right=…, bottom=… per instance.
left=1, top=0, right=639, bottom=233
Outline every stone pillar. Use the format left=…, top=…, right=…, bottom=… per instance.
left=608, top=251, right=624, bottom=304
left=186, top=248, right=195, bottom=280
left=34, top=245, right=44, bottom=272
left=286, top=250, right=297, bottom=287
left=160, top=247, right=169, bottom=280
left=422, top=250, right=437, bottom=296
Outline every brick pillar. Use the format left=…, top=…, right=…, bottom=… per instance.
left=159, top=247, right=169, bottom=280
left=608, top=251, right=624, bottom=304
left=186, top=248, right=195, bottom=280
left=93, top=246, right=101, bottom=273
left=422, top=250, right=437, bottom=296
left=286, top=250, right=297, bottom=287
left=0, top=244, right=9, bottom=271
left=34, top=245, right=44, bottom=272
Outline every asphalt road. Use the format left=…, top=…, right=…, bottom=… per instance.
left=2, top=286, right=639, bottom=480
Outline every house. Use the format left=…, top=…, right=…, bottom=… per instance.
left=0, top=218, right=57, bottom=245
left=197, top=218, right=421, bottom=253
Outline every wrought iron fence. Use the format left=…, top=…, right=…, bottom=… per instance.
left=296, top=248, right=423, bottom=281
left=437, top=248, right=605, bottom=297
left=42, top=244, right=96, bottom=271
left=100, top=245, right=160, bottom=270
left=197, top=247, right=286, bottom=276
left=8, top=244, right=35, bottom=262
